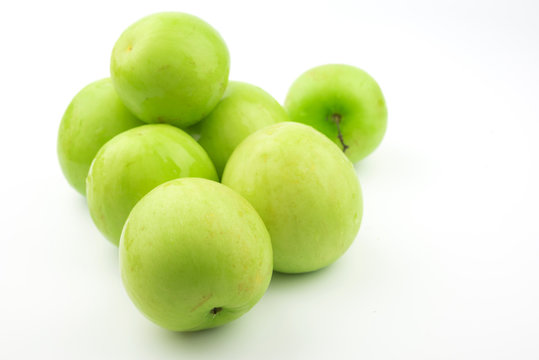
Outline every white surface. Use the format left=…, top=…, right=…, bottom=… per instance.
left=1, top=0, right=538, bottom=359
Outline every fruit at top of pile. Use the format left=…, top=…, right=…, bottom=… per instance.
left=120, top=178, right=273, bottom=331
left=57, top=78, right=144, bottom=195
left=285, top=64, right=387, bottom=163
left=222, top=122, right=362, bottom=273
left=197, top=81, right=288, bottom=176
left=110, top=12, right=230, bottom=128
left=86, top=124, right=218, bottom=245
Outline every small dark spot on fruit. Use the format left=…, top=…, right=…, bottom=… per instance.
left=210, top=307, right=222, bottom=316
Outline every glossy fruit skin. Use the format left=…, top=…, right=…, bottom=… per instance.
left=120, top=178, right=273, bottom=331
left=86, top=124, right=218, bottom=245
left=197, top=81, right=288, bottom=176
left=222, top=122, right=362, bottom=273
left=285, top=64, right=387, bottom=163
left=110, top=12, right=230, bottom=128
left=57, top=78, right=143, bottom=195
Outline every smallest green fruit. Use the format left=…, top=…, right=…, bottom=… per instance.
left=57, top=78, right=143, bottom=195
left=197, top=81, right=288, bottom=176
left=120, top=178, right=273, bottom=331
left=285, top=64, right=387, bottom=163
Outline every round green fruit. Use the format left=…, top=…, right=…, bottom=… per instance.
left=110, top=12, right=230, bottom=127
left=57, top=78, right=143, bottom=195
left=222, top=122, right=362, bottom=273
left=285, top=64, right=387, bottom=163
left=197, top=81, right=288, bottom=176
left=86, top=124, right=218, bottom=245
left=120, top=178, right=273, bottom=331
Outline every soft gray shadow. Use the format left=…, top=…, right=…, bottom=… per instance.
left=169, top=322, right=233, bottom=339
left=155, top=318, right=243, bottom=356
left=353, top=156, right=377, bottom=176
left=151, top=265, right=342, bottom=353
left=268, top=262, right=340, bottom=293
left=101, top=241, right=119, bottom=271
left=73, top=194, right=120, bottom=271
left=75, top=191, right=89, bottom=212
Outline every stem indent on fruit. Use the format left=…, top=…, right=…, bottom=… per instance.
left=330, top=113, right=349, bottom=152
left=210, top=307, right=222, bottom=316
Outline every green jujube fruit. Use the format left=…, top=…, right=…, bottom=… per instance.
left=120, top=178, right=273, bottom=331
left=57, top=78, right=143, bottom=195
left=86, top=124, right=218, bottom=245
left=197, top=81, right=288, bottom=176
left=285, top=64, right=387, bottom=163
left=222, top=122, right=362, bottom=273
left=110, top=12, right=230, bottom=128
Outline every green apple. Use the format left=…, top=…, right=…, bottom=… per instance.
left=222, top=122, right=362, bottom=273
left=86, top=124, right=218, bottom=245
left=197, top=81, right=288, bottom=176
left=57, top=78, right=143, bottom=195
left=110, top=12, right=230, bottom=128
left=285, top=64, right=387, bottom=163
left=120, top=178, right=273, bottom=331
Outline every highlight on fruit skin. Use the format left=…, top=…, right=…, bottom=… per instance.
left=57, top=78, right=143, bottom=196
left=110, top=12, right=230, bottom=128
left=86, top=124, right=218, bottom=246
left=120, top=178, right=273, bottom=331
left=284, top=64, right=388, bottom=163
left=222, top=122, right=363, bottom=274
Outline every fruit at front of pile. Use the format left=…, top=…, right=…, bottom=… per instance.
left=197, top=81, right=288, bottom=176
left=285, top=64, right=387, bottom=163
left=86, top=124, right=218, bottom=245
left=110, top=12, right=230, bottom=128
left=222, top=122, right=362, bottom=273
left=120, top=178, right=273, bottom=331
left=57, top=78, right=143, bottom=195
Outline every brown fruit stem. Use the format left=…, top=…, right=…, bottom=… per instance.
left=331, top=113, right=349, bottom=152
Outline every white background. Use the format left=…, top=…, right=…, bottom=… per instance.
left=1, top=0, right=538, bottom=359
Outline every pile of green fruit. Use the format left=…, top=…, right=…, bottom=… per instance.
left=57, top=12, right=387, bottom=332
